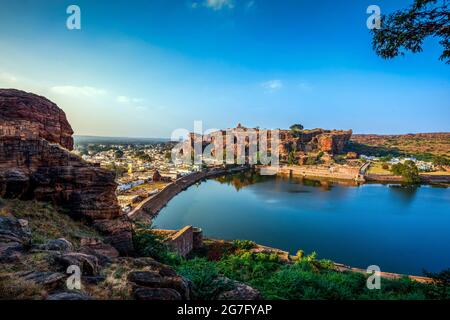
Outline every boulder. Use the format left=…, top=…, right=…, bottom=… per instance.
left=0, top=243, right=25, bottom=263
left=55, top=252, right=99, bottom=276
left=79, top=241, right=119, bottom=265
left=217, top=278, right=262, bottom=300
left=18, top=271, right=66, bottom=290
left=128, top=271, right=163, bottom=287
left=120, top=257, right=178, bottom=277
left=0, top=216, right=31, bottom=245
left=39, top=238, right=73, bottom=252
left=83, top=275, right=106, bottom=285
left=128, top=271, right=191, bottom=300
left=93, top=218, right=134, bottom=256
left=0, top=216, right=31, bottom=262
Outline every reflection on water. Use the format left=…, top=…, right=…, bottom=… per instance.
left=154, top=172, right=450, bottom=275
left=388, top=185, right=420, bottom=204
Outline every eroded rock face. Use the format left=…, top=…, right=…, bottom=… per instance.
left=188, top=125, right=352, bottom=164
left=0, top=216, right=31, bottom=262
left=0, top=89, right=74, bottom=150
left=0, top=139, right=121, bottom=220
left=0, top=89, right=133, bottom=255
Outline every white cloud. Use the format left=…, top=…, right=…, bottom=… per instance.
left=262, top=79, right=283, bottom=92
left=204, top=0, right=235, bottom=10
left=0, top=72, right=18, bottom=84
left=116, top=96, right=144, bottom=104
left=116, top=95, right=130, bottom=104
left=50, top=86, right=107, bottom=97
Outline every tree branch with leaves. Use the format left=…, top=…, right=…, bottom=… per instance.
left=372, top=0, right=450, bottom=63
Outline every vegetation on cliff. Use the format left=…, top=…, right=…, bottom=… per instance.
left=175, top=251, right=448, bottom=300
left=133, top=225, right=450, bottom=300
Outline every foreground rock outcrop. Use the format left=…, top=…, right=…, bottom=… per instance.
left=0, top=89, right=74, bottom=150
left=0, top=89, right=132, bottom=255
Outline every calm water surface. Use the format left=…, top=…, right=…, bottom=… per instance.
left=153, top=173, right=450, bottom=275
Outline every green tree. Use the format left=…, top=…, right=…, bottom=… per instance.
left=289, top=124, right=304, bottom=132
left=391, top=160, right=421, bottom=183
left=372, top=0, right=450, bottom=63
left=114, top=149, right=124, bottom=159
left=288, top=151, right=296, bottom=165
left=432, top=155, right=450, bottom=166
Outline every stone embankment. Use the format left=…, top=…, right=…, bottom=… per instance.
left=259, top=164, right=365, bottom=182
left=128, top=166, right=249, bottom=222
left=366, top=173, right=450, bottom=184
left=261, top=164, right=450, bottom=185
left=200, top=237, right=433, bottom=283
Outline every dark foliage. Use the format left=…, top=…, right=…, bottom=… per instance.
left=372, top=0, right=450, bottom=63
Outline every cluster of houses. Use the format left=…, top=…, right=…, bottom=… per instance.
left=76, top=143, right=206, bottom=213
left=359, top=155, right=434, bottom=171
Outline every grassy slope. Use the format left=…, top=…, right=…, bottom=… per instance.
left=349, top=133, right=450, bottom=160
left=0, top=199, right=103, bottom=299
left=0, top=198, right=100, bottom=246
left=171, top=241, right=449, bottom=300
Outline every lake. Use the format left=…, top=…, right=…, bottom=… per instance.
left=153, top=172, right=450, bottom=275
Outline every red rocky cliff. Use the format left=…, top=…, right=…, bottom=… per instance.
left=0, top=89, right=133, bottom=255
left=0, top=89, right=74, bottom=150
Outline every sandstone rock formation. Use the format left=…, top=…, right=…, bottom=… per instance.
left=0, top=89, right=74, bottom=150
left=0, top=89, right=133, bottom=255
left=184, top=125, right=352, bottom=164
left=0, top=216, right=31, bottom=263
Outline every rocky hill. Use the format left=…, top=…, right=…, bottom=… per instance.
left=0, top=89, right=133, bottom=255
left=189, top=124, right=352, bottom=163
left=0, top=89, right=262, bottom=301
left=0, top=89, right=201, bottom=300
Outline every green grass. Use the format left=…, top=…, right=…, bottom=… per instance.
left=0, top=198, right=100, bottom=246
left=173, top=251, right=449, bottom=300
left=132, top=224, right=450, bottom=300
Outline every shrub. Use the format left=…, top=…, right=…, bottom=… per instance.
left=432, top=155, right=450, bottom=167
left=305, top=157, right=318, bottom=165
left=232, top=239, right=256, bottom=250
left=175, top=249, right=449, bottom=300
left=132, top=223, right=180, bottom=264
left=217, top=252, right=280, bottom=284
left=175, top=258, right=233, bottom=300
left=391, top=161, right=420, bottom=183
left=296, top=250, right=304, bottom=259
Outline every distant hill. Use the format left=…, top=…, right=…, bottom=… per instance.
left=349, top=132, right=450, bottom=161
left=74, top=135, right=170, bottom=145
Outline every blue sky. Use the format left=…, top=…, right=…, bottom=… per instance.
left=0, top=0, right=449, bottom=137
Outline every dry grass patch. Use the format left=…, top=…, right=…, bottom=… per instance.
left=0, top=198, right=101, bottom=246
